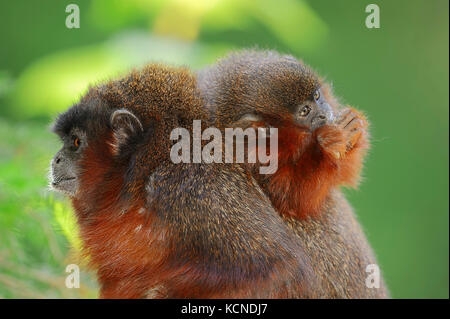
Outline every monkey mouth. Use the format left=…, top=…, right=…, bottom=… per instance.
left=51, top=177, right=78, bottom=196
left=52, top=177, right=76, bottom=186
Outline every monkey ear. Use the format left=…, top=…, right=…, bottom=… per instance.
left=110, top=109, right=144, bottom=154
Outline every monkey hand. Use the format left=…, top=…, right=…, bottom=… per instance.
left=336, top=107, right=368, bottom=153
left=315, top=107, right=368, bottom=160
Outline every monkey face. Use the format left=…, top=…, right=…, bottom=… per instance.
left=50, top=102, right=109, bottom=198
left=50, top=127, right=86, bottom=196
left=50, top=64, right=205, bottom=204
left=50, top=99, right=144, bottom=199
left=294, top=88, right=334, bottom=131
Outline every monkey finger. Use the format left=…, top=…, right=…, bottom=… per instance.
left=346, top=127, right=363, bottom=151
left=316, top=126, right=346, bottom=159
left=344, top=117, right=364, bottom=131
left=335, top=109, right=354, bottom=128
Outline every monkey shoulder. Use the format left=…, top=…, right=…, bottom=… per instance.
left=144, top=162, right=311, bottom=288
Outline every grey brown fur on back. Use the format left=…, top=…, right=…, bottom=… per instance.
left=285, top=190, right=389, bottom=298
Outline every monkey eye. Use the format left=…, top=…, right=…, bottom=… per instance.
left=72, top=135, right=81, bottom=150
left=313, top=90, right=320, bottom=101
left=299, top=105, right=312, bottom=117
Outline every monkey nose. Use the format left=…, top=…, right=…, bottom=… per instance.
left=53, top=153, right=65, bottom=166
left=311, top=115, right=327, bottom=129
left=311, top=102, right=334, bottom=129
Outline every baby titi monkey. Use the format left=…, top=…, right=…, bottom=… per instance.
left=49, top=64, right=314, bottom=298
left=198, top=50, right=389, bottom=298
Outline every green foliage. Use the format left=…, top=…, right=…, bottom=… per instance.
left=0, top=0, right=447, bottom=298
left=0, top=119, right=96, bottom=298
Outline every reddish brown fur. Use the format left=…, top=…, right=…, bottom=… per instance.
left=71, top=134, right=166, bottom=298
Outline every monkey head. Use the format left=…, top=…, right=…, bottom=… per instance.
left=50, top=102, right=144, bottom=198
left=199, top=50, right=337, bottom=131
left=50, top=65, right=205, bottom=207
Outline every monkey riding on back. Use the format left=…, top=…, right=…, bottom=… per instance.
left=198, top=50, right=389, bottom=298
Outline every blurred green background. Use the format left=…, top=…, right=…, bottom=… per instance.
left=0, top=0, right=448, bottom=298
